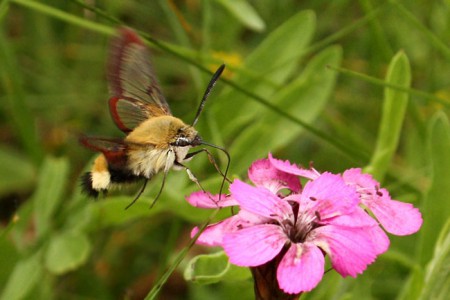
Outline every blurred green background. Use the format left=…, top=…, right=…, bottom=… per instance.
left=0, top=0, right=449, bottom=299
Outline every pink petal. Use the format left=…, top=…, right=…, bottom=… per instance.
left=238, top=209, right=271, bottom=225
left=325, top=208, right=390, bottom=254
left=366, top=192, right=423, bottom=236
left=223, top=224, right=287, bottom=267
left=269, top=153, right=320, bottom=180
left=342, top=168, right=423, bottom=236
left=248, top=158, right=301, bottom=193
left=192, top=214, right=244, bottom=246
left=300, top=173, right=360, bottom=219
left=186, top=191, right=237, bottom=208
left=313, top=225, right=378, bottom=277
left=277, top=243, right=325, bottom=294
left=342, top=168, right=379, bottom=189
left=230, top=180, right=293, bottom=221
left=328, top=207, right=378, bottom=227
left=364, top=224, right=390, bottom=255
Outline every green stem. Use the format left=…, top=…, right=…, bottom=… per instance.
left=144, top=208, right=221, bottom=300
left=327, top=65, right=450, bottom=109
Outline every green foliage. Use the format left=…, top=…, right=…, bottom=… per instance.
left=214, top=0, right=265, bottom=32
left=365, top=51, right=411, bottom=182
left=419, top=218, right=450, bottom=300
left=0, top=0, right=449, bottom=299
left=419, top=113, right=450, bottom=265
left=184, top=251, right=251, bottom=284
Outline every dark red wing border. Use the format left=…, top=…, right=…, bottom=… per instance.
left=107, top=28, right=144, bottom=97
left=106, top=28, right=171, bottom=133
left=79, top=136, right=128, bottom=169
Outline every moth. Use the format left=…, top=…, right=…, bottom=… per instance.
left=80, top=28, right=228, bottom=208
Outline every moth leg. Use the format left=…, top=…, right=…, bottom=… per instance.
left=175, top=160, right=224, bottom=208
left=149, top=149, right=174, bottom=208
left=125, top=179, right=148, bottom=210
left=185, top=148, right=231, bottom=183
left=149, top=170, right=168, bottom=208
left=174, top=161, right=206, bottom=193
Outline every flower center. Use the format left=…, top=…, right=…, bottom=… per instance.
left=280, top=201, right=321, bottom=244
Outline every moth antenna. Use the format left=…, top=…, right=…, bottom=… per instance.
left=191, top=64, right=226, bottom=127
left=125, top=179, right=148, bottom=210
left=200, top=141, right=231, bottom=198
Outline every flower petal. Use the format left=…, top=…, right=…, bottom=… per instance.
left=186, top=191, right=237, bottom=208
left=364, top=224, right=390, bottom=255
left=342, top=168, right=379, bottom=189
left=313, top=225, right=378, bottom=277
left=223, top=224, right=286, bottom=267
left=300, top=172, right=360, bottom=219
left=328, top=207, right=378, bottom=227
left=277, top=243, right=325, bottom=294
left=230, top=180, right=293, bottom=221
left=366, top=192, right=423, bottom=236
left=269, top=153, right=320, bottom=180
left=325, top=208, right=390, bottom=255
left=192, top=214, right=245, bottom=246
left=342, top=168, right=423, bottom=236
left=248, top=158, right=301, bottom=193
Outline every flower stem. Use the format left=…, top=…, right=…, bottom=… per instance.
left=251, top=247, right=301, bottom=300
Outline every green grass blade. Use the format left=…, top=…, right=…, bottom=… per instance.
left=33, top=157, right=69, bottom=239
left=419, top=112, right=450, bottom=265
left=327, top=64, right=450, bottom=108
left=419, top=218, right=450, bottom=300
left=0, top=0, right=10, bottom=21
left=365, top=51, right=411, bottom=181
left=144, top=208, right=220, bottom=300
left=392, top=2, right=450, bottom=60
left=11, top=0, right=114, bottom=36
left=44, top=231, right=91, bottom=275
left=0, top=251, right=43, bottom=300
left=211, top=10, right=317, bottom=129
left=215, top=0, right=265, bottom=32
left=229, top=46, right=343, bottom=172
left=0, top=28, right=43, bottom=164
left=0, top=146, right=35, bottom=197
left=184, top=251, right=251, bottom=284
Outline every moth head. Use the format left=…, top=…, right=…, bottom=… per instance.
left=171, top=125, right=201, bottom=147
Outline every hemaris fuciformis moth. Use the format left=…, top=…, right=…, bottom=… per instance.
left=80, top=28, right=229, bottom=208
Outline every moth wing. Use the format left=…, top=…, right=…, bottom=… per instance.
left=79, top=136, right=128, bottom=169
left=109, top=97, right=168, bottom=133
left=107, top=27, right=171, bottom=133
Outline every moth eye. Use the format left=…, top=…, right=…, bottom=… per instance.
left=174, top=136, right=191, bottom=147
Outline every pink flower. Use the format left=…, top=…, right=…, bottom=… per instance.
left=268, top=154, right=423, bottom=236
left=186, top=154, right=422, bottom=295
left=342, top=168, right=423, bottom=235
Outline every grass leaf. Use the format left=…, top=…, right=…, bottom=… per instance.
left=0, top=251, right=43, bottom=300
left=0, top=28, right=43, bottom=164
left=33, top=157, right=69, bottom=238
left=211, top=10, right=316, bottom=133
left=230, top=46, right=342, bottom=171
left=0, top=147, right=35, bottom=197
left=215, top=0, right=266, bottom=32
left=184, top=251, right=251, bottom=284
left=419, top=218, right=450, bottom=300
left=44, top=231, right=91, bottom=275
left=419, top=112, right=450, bottom=265
left=365, top=51, right=411, bottom=181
